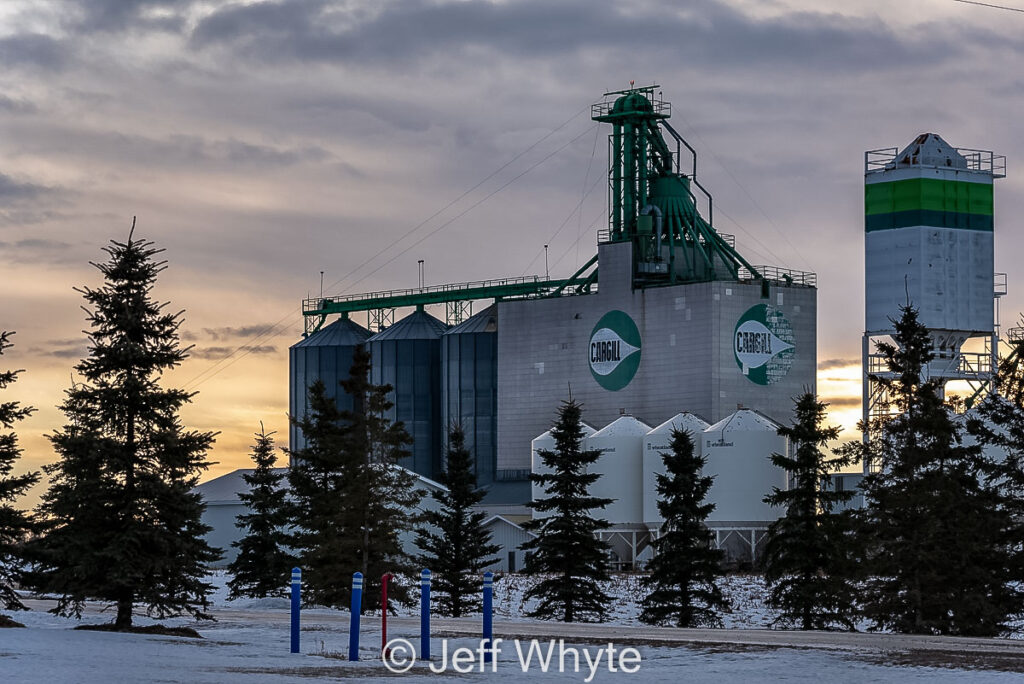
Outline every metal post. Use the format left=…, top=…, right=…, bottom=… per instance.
left=482, top=572, right=494, bottom=664
left=290, top=567, right=301, bottom=654
left=381, top=573, right=390, bottom=657
left=349, top=572, right=363, bottom=662
left=420, top=569, right=431, bottom=660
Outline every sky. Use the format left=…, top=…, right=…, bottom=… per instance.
left=2, top=0, right=1024, bottom=506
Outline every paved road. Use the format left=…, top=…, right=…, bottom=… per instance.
left=200, top=605, right=1024, bottom=660
left=24, top=598, right=1024, bottom=666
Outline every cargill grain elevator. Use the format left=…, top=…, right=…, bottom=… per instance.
left=290, top=85, right=818, bottom=513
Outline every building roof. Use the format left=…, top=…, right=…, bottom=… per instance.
left=705, top=408, right=782, bottom=434
left=647, top=412, right=710, bottom=436
left=367, top=309, right=448, bottom=341
left=590, top=415, right=652, bottom=438
left=292, top=316, right=371, bottom=348
left=444, top=305, right=497, bottom=335
left=193, top=468, right=287, bottom=505
left=895, top=133, right=968, bottom=170
left=481, top=514, right=537, bottom=538
left=532, top=421, right=597, bottom=443
left=193, top=465, right=447, bottom=506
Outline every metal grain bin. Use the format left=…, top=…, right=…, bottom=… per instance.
left=288, top=315, right=371, bottom=454
left=442, top=306, right=498, bottom=485
left=368, top=308, right=448, bottom=479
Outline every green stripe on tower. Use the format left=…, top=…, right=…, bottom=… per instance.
left=865, top=177, right=993, bottom=217
left=865, top=210, right=993, bottom=232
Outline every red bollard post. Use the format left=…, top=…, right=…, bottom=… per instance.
left=381, top=573, right=392, bottom=657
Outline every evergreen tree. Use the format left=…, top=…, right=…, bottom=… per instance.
left=415, top=424, right=500, bottom=617
left=848, top=305, right=1016, bottom=636
left=25, top=230, right=219, bottom=628
left=342, top=344, right=421, bottom=611
left=522, top=399, right=613, bottom=623
left=639, top=428, right=728, bottom=627
left=967, top=331, right=1024, bottom=618
left=287, top=345, right=421, bottom=611
left=762, top=393, right=857, bottom=631
left=286, top=379, right=354, bottom=608
left=0, top=332, right=40, bottom=613
left=227, top=425, right=296, bottom=600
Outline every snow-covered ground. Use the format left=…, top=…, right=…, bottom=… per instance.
left=2, top=572, right=1023, bottom=683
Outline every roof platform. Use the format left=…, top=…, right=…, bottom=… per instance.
left=302, top=264, right=597, bottom=334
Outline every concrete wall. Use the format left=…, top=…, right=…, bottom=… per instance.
left=496, top=241, right=817, bottom=474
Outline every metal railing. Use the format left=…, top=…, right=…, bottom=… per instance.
left=865, top=146, right=1006, bottom=178
left=867, top=350, right=993, bottom=378
left=995, top=272, right=1008, bottom=297
left=598, top=229, right=734, bottom=248
left=591, top=88, right=671, bottom=120
left=739, top=265, right=817, bottom=287
left=495, top=468, right=531, bottom=482
left=304, top=275, right=547, bottom=314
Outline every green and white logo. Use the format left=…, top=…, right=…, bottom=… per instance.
left=734, top=304, right=796, bottom=386
left=589, top=310, right=642, bottom=391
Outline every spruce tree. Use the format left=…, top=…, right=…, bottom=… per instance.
left=849, top=305, right=1016, bottom=635
left=522, top=399, right=613, bottom=623
left=967, top=331, right=1024, bottom=619
left=227, top=425, right=295, bottom=600
left=762, top=393, right=857, bottom=631
left=25, top=230, right=220, bottom=628
left=288, top=345, right=420, bottom=611
left=0, top=332, right=40, bottom=614
left=343, top=344, right=421, bottom=610
left=639, top=428, right=728, bottom=627
left=287, top=378, right=358, bottom=608
left=415, top=423, right=500, bottom=617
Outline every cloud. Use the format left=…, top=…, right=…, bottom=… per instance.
left=821, top=396, right=861, bottom=408
left=0, top=94, right=38, bottom=114
left=190, top=0, right=972, bottom=73
left=28, top=338, right=89, bottom=360
left=0, top=173, right=50, bottom=203
left=0, top=33, right=69, bottom=71
left=65, top=0, right=192, bottom=34
left=818, top=358, right=859, bottom=371
left=5, top=127, right=331, bottom=172
left=189, top=344, right=279, bottom=360
left=197, top=325, right=280, bottom=341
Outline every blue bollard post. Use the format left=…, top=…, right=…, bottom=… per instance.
left=482, top=571, right=494, bottom=664
left=349, top=572, right=363, bottom=662
left=420, top=569, right=431, bottom=660
left=290, top=567, right=301, bottom=654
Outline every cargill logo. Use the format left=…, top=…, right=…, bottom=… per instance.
left=734, top=304, right=796, bottom=386
left=589, top=310, right=641, bottom=391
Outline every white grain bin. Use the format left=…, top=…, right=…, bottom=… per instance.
left=585, top=416, right=651, bottom=525
left=702, top=409, right=788, bottom=523
left=531, top=421, right=597, bottom=517
left=642, top=412, right=710, bottom=526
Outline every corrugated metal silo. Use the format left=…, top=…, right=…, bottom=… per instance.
left=642, top=412, right=710, bottom=526
left=442, top=306, right=498, bottom=485
left=530, top=421, right=597, bottom=517
left=288, top=315, right=371, bottom=453
left=586, top=415, right=651, bottom=525
left=368, top=308, right=448, bottom=479
left=701, top=409, right=788, bottom=523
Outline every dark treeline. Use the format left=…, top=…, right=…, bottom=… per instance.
left=2, top=231, right=1024, bottom=636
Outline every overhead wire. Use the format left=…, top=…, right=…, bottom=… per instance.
left=671, top=111, right=811, bottom=271
left=576, top=123, right=603, bottom=269
left=182, top=112, right=594, bottom=390
left=520, top=142, right=605, bottom=276
left=181, top=106, right=590, bottom=390
left=950, top=0, right=1024, bottom=12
